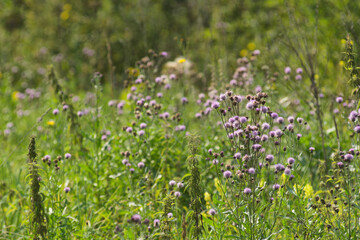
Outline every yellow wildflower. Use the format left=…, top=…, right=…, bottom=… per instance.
left=12, top=91, right=19, bottom=101
left=240, top=49, right=248, bottom=57
left=247, top=42, right=256, bottom=51
left=339, top=61, right=344, bottom=67
left=315, top=74, right=319, bottom=80
left=204, top=192, right=211, bottom=202
left=47, top=120, right=55, bottom=126
left=341, top=39, right=347, bottom=45
left=303, top=184, right=314, bottom=198
left=281, top=173, right=287, bottom=183
left=294, top=184, right=314, bottom=198
left=60, top=4, right=71, bottom=21
left=60, top=11, right=70, bottom=20
left=64, top=4, right=72, bottom=11
left=259, top=178, right=265, bottom=187
left=214, top=178, right=223, bottom=197
left=178, top=58, right=186, bottom=64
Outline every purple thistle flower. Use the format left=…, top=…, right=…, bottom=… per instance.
left=148, top=100, right=156, bottom=107
left=154, top=219, right=160, bottom=227
left=240, top=116, right=247, bottom=124
left=234, top=152, right=241, bottom=159
left=181, top=97, right=188, bottom=104
left=246, top=101, right=255, bottom=110
left=273, top=184, right=281, bottom=190
left=160, top=51, right=168, bottom=57
left=266, top=154, right=274, bottom=162
left=244, top=188, right=252, bottom=194
left=337, top=162, right=344, bottom=168
left=287, top=157, right=295, bottom=164
left=138, top=162, right=145, bottom=168
left=157, top=92, right=163, bottom=98
left=296, top=68, right=303, bottom=74
left=309, top=147, right=315, bottom=153
left=349, top=112, right=357, bottom=122
left=126, top=127, right=133, bottom=133
left=269, top=131, right=275, bottom=137
left=169, top=180, right=176, bottom=187
left=252, top=144, right=262, bottom=151
left=163, top=112, right=170, bottom=118
left=223, top=170, right=232, bottom=178
left=77, top=111, right=84, bottom=117
left=168, top=212, right=173, bottom=218
left=175, top=125, right=186, bottom=131
left=65, top=153, right=71, bottom=159
left=248, top=168, right=255, bottom=174
left=284, top=67, right=291, bottom=74
left=174, top=192, right=181, bottom=198
left=131, top=214, right=141, bottom=223
left=169, top=74, right=176, bottom=80
left=275, top=129, right=283, bottom=138
left=64, top=187, right=70, bottom=193
left=295, top=75, right=302, bottom=80
left=140, top=123, right=147, bottom=129
left=284, top=168, right=291, bottom=175
left=219, top=94, right=226, bottom=101
left=211, top=101, right=220, bottom=109
left=155, top=77, right=162, bottom=83
left=129, top=168, right=135, bottom=173
left=354, top=126, right=360, bottom=133
left=255, top=86, right=262, bottom=93
left=117, top=101, right=125, bottom=109
left=177, top=182, right=184, bottom=188
left=344, top=154, right=354, bottom=161
left=261, top=134, right=268, bottom=142
left=209, top=209, right=216, bottom=216
left=277, top=117, right=284, bottom=124
left=53, top=109, right=59, bottom=115
left=336, top=97, right=343, bottom=103
left=44, top=155, right=51, bottom=160
left=275, top=164, right=285, bottom=171
left=213, top=159, right=219, bottom=165
left=138, top=130, right=145, bottom=136
left=271, top=112, right=278, bottom=119
left=288, top=116, right=294, bottom=123
left=262, top=122, right=270, bottom=130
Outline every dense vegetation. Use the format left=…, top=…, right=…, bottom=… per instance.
left=2, top=0, right=360, bottom=239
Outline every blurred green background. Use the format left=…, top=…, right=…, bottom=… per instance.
left=1, top=0, right=360, bottom=94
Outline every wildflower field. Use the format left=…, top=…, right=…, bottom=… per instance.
left=2, top=0, right=360, bottom=239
